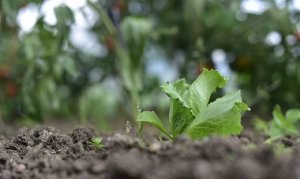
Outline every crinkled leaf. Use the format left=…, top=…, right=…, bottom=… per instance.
left=168, top=99, right=194, bottom=137
left=187, top=104, right=244, bottom=139
left=187, top=91, right=248, bottom=139
left=137, top=111, right=172, bottom=139
left=201, top=91, right=245, bottom=120
left=161, top=79, right=193, bottom=137
left=161, top=79, right=190, bottom=108
left=138, top=69, right=248, bottom=140
left=188, top=69, right=227, bottom=115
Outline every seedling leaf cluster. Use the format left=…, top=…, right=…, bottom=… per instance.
left=88, top=137, right=104, bottom=150
left=255, top=105, right=300, bottom=140
left=138, top=69, right=249, bottom=139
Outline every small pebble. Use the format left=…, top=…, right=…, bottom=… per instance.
left=149, top=142, right=161, bottom=152
left=90, top=163, right=105, bottom=173
left=14, top=163, right=26, bottom=173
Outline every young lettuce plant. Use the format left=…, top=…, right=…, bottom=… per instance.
left=137, top=69, right=249, bottom=140
left=255, top=105, right=300, bottom=143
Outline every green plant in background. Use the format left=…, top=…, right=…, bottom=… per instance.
left=88, top=137, right=104, bottom=150
left=0, top=1, right=23, bottom=121
left=79, top=84, right=119, bottom=130
left=88, top=0, right=152, bottom=122
left=119, top=17, right=153, bottom=120
left=21, top=5, right=78, bottom=120
left=138, top=69, right=249, bottom=140
left=255, top=105, right=300, bottom=142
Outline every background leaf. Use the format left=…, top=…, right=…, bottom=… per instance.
left=121, top=17, right=153, bottom=65
left=286, top=109, right=300, bottom=123
left=272, top=105, right=296, bottom=133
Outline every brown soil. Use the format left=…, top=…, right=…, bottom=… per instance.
left=0, top=126, right=300, bottom=179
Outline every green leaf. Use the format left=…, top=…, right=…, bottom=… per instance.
left=161, top=79, right=193, bottom=137
left=54, top=5, right=74, bottom=48
left=161, top=79, right=190, bottom=108
left=168, top=99, right=194, bottom=137
left=138, top=69, right=248, bottom=140
left=259, top=105, right=300, bottom=140
left=54, top=5, right=74, bottom=26
left=253, top=118, right=269, bottom=134
left=272, top=105, right=296, bottom=133
left=91, top=137, right=103, bottom=144
left=286, top=109, right=300, bottom=123
left=187, top=104, right=244, bottom=139
left=137, top=111, right=172, bottom=139
left=89, top=137, right=104, bottom=149
left=121, top=17, right=153, bottom=66
left=188, top=69, right=227, bottom=115
left=273, top=105, right=287, bottom=127
left=58, top=55, right=78, bottom=78
left=119, top=17, right=152, bottom=94
left=269, top=105, right=298, bottom=137
left=201, top=91, right=245, bottom=120
left=269, top=121, right=284, bottom=138
left=186, top=90, right=248, bottom=139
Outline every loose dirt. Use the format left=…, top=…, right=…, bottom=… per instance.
left=0, top=126, right=300, bottom=179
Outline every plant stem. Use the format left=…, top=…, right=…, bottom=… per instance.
left=87, top=1, right=140, bottom=124
left=130, top=91, right=139, bottom=122
left=87, top=0, right=116, bottom=36
left=264, top=135, right=282, bottom=144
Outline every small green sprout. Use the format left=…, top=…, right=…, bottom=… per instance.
left=137, top=69, right=249, bottom=140
left=255, top=105, right=300, bottom=143
left=89, top=137, right=104, bottom=149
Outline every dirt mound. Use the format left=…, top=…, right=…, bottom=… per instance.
left=0, top=126, right=300, bottom=179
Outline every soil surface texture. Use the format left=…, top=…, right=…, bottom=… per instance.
left=0, top=126, right=300, bottom=179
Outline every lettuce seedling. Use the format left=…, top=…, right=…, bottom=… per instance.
left=256, top=105, right=300, bottom=140
left=137, top=69, right=249, bottom=139
left=88, top=137, right=104, bottom=149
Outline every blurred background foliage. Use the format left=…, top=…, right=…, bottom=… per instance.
left=0, top=0, right=300, bottom=128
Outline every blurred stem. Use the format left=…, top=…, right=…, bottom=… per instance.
left=87, top=0, right=139, bottom=123
left=264, top=135, right=282, bottom=145
left=87, top=0, right=116, bottom=35
left=130, top=91, right=139, bottom=124
left=114, top=43, right=139, bottom=123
